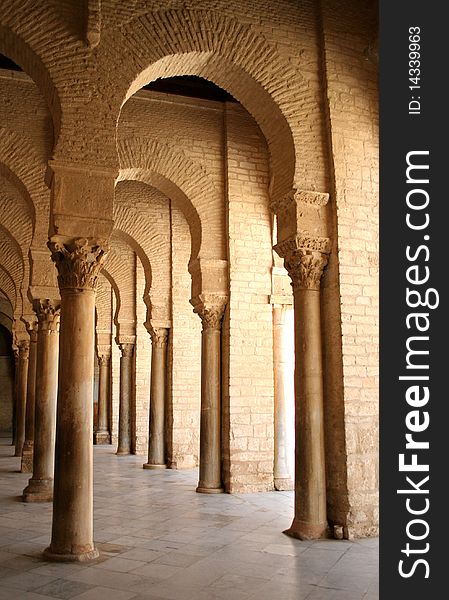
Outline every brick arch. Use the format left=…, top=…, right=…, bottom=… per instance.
left=117, top=138, right=222, bottom=262
left=114, top=180, right=171, bottom=325
left=0, top=129, right=50, bottom=249
left=96, top=9, right=325, bottom=200
left=100, top=269, right=120, bottom=337
left=0, top=266, right=17, bottom=311
left=103, top=236, right=136, bottom=339
left=0, top=224, right=24, bottom=301
left=0, top=8, right=63, bottom=146
left=95, top=274, right=112, bottom=335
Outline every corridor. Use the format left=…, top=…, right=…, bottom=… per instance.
left=0, top=438, right=378, bottom=600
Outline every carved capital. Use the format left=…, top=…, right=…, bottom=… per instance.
left=25, top=319, right=38, bottom=343
left=17, top=340, right=30, bottom=360
left=274, top=234, right=331, bottom=291
left=98, top=354, right=110, bottom=367
left=48, top=237, right=108, bottom=291
left=191, top=294, right=228, bottom=331
left=270, top=188, right=330, bottom=214
left=150, top=327, right=169, bottom=349
left=33, top=299, right=61, bottom=333
left=119, top=343, right=134, bottom=359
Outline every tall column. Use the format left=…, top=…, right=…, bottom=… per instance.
left=21, top=321, right=38, bottom=473
left=14, top=340, right=29, bottom=457
left=94, top=351, right=111, bottom=444
left=11, top=348, right=19, bottom=446
left=272, top=305, right=295, bottom=491
left=116, top=342, right=134, bottom=455
left=44, top=237, right=107, bottom=562
left=23, top=300, right=60, bottom=502
left=275, top=235, right=330, bottom=540
left=143, top=327, right=168, bottom=469
left=192, top=295, right=227, bottom=494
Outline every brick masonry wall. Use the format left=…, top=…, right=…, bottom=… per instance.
left=223, top=103, right=275, bottom=493
left=321, top=0, right=379, bottom=537
left=169, top=203, right=202, bottom=469
left=135, top=259, right=151, bottom=455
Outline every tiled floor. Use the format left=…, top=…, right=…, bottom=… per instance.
left=0, top=437, right=379, bottom=599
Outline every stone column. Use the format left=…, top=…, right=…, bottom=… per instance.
left=116, top=342, right=134, bottom=455
left=94, top=351, right=111, bottom=444
left=21, top=321, right=38, bottom=473
left=11, top=348, right=19, bottom=446
left=192, top=295, right=227, bottom=494
left=275, top=235, right=330, bottom=540
left=23, top=300, right=60, bottom=502
left=143, top=327, right=168, bottom=469
left=43, top=237, right=107, bottom=562
left=14, top=340, right=29, bottom=457
left=272, top=305, right=295, bottom=491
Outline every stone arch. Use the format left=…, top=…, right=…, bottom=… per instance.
left=96, top=9, right=327, bottom=200
left=117, top=138, right=220, bottom=262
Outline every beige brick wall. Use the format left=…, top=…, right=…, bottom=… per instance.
left=169, top=203, right=202, bottom=468
left=321, top=0, right=379, bottom=537
left=223, top=103, right=275, bottom=493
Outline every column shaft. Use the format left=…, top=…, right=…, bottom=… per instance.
left=274, top=239, right=330, bottom=541
left=21, top=323, right=38, bottom=472
left=23, top=301, right=60, bottom=502
left=44, top=236, right=107, bottom=562
left=117, top=344, right=134, bottom=455
left=94, top=354, right=111, bottom=444
left=14, top=342, right=29, bottom=457
left=144, top=328, right=168, bottom=469
left=273, top=306, right=294, bottom=491
left=289, top=288, right=327, bottom=538
left=192, top=297, right=227, bottom=494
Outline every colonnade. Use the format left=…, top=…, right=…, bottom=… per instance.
left=8, top=196, right=331, bottom=561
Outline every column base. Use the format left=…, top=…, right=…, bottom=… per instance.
left=21, top=445, right=34, bottom=473
left=143, top=463, right=167, bottom=470
left=43, top=545, right=99, bottom=563
left=94, top=431, right=111, bottom=445
left=196, top=485, right=224, bottom=494
left=23, top=478, right=53, bottom=503
left=116, top=450, right=131, bottom=456
left=274, top=477, right=294, bottom=491
left=283, top=517, right=330, bottom=541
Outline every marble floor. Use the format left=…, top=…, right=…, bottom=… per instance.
left=0, top=437, right=379, bottom=600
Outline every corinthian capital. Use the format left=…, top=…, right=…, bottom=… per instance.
left=150, top=327, right=169, bottom=349
left=119, top=343, right=134, bottom=359
left=48, top=237, right=109, bottom=291
left=191, top=294, right=228, bottom=331
left=274, top=233, right=331, bottom=291
left=25, top=319, right=38, bottom=343
left=17, top=340, right=30, bottom=360
left=33, top=299, right=61, bottom=333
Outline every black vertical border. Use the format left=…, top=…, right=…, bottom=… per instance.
left=380, top=2, right=446, bottom=597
